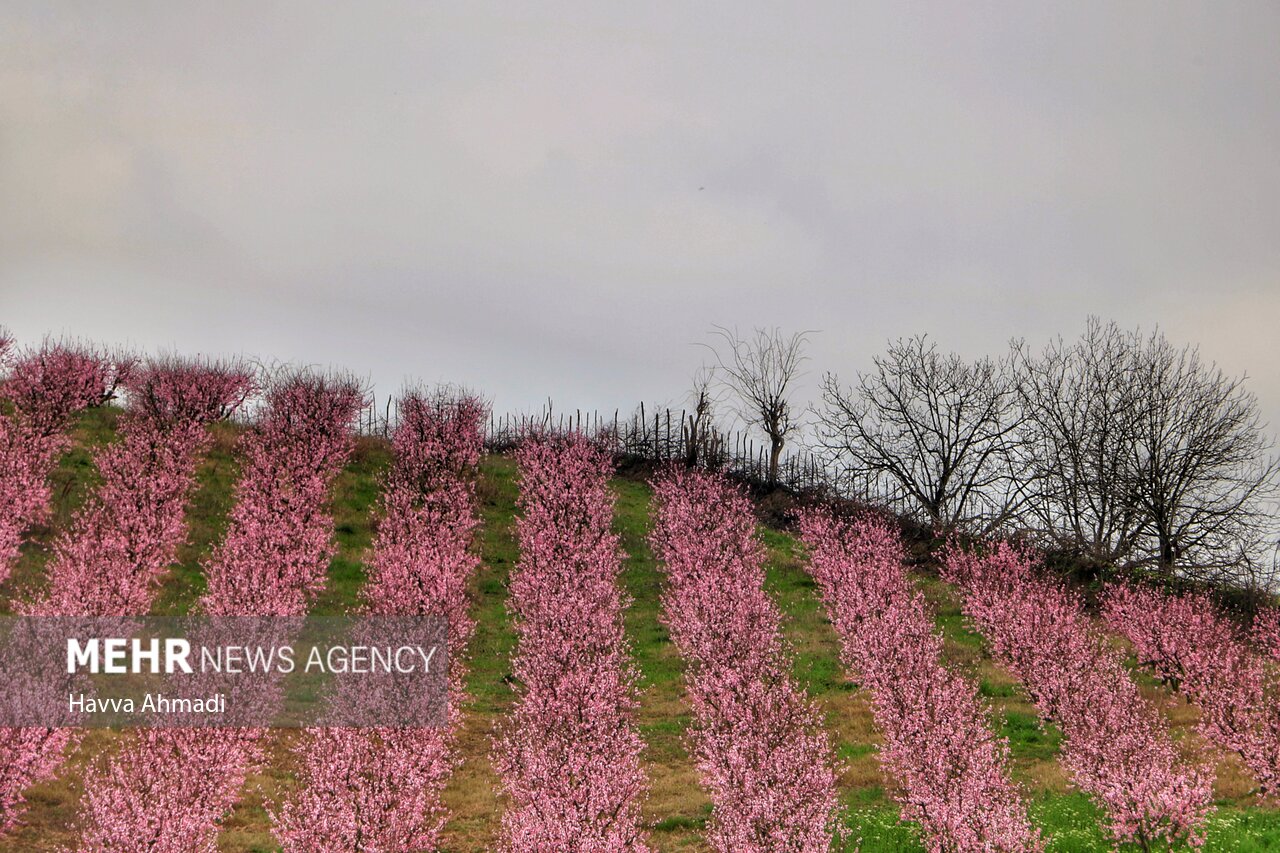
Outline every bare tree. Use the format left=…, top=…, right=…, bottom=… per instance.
left=682, top=364, right=723, bottom=467
left=1015, top=319, right=1280, bottom=587
left=705, top=326, right=810, bottom=485
left=1121, top=328, right=1279, bottom=584
left=1012, top=318, right=1147, bottom=568
left=816, top=336, right=1024, bottom=533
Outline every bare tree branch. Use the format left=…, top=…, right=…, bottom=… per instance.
left=704, top=326, right=811, bottom=485
left=682, top=364, right=724, bottom=467
left=815, top=335, right=1025, bottom=534
left=1015, top=318, right=1280, bottom=586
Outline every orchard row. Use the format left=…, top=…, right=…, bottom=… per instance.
left=0, top=338, right=1277, bottom=851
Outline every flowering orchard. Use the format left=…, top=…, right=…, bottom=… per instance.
left=1102, top=584, right=1280, bottom=798
left=74, top=371, right=364, bottom=853
left=202, top=373, right=367, bottom=617
left=27, top=359, right=253, bottom=617
left=649, top=468, right=841, bottom=852
left=942, top=542, right=1215, bottom=849
left=0, top=357, right=249, bottom=833
left=491, top=434, right=651, bottom=851
left=0, top=340, right=127, bottom=587
left=1, top=333, right=1278, bottom=851
left=0, top=338, right=129, bottom=832
left=1257, top=608, right=1280, bottom=663
left=795, top=508, right=1039, bottom=852
left=274, top=391, right=485, bottom=851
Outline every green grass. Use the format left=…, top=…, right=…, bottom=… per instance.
left=312, top=436, right=392, bottom=615
left=460, top=454, right=521, bottom=711
left=153, top=421, right=242, bottom=614
left=611, top=476, right=708, bottom=849
left=3, top=412, right=1278, bottom=852
left=437, top=454, right=522, bottom=850
left=0, top=405, right=121, bottom=611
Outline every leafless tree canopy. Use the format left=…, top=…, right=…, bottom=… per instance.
left=682, top=364, right=723, bottom=467
left=814, top=323, right=1279, bottom=587
left=1013, top=319, right=1146, bottom=567
left=816, top=335, right=1024, bottom=534
left=1122, top=330, right=1278, bottom=585
left=1016, top=319, right=1279, bottom=587
left=706, top=326, right=809, bottom=484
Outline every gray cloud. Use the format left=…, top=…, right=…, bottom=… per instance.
left=2, top=1, right=1278, bottom=434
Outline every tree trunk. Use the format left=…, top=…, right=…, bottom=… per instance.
left=685, top=413, right=699, bottom=467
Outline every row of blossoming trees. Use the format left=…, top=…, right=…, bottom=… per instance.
left=2, top=330, right=1278, bottom=851
left=647, top=465, right=1277, bottom=852
left=649, top=468, right=842, bottom=851
left=72, top=370, right=366, bottom=851
left=0, top=338, right=129, bottom=828
left=1101, top=585, right=1280, bottom=800
left=795, top=509, right=1039, bottom=851
left=941, top=543, right=1216, bottom=848
left=492, top=435, right=652, bottom=849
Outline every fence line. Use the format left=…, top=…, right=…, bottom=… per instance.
left=227, top=391, right=884, bottom=504
left=351, top=394, right=838, bottom=496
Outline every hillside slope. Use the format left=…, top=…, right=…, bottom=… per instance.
left=1, top=408, right=1277, bottom=851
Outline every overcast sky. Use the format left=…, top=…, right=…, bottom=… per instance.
left=2, top=2, right=1278, bottom=437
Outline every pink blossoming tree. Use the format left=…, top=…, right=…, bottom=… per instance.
left=795, top=507, right=1039, bottom=851
left=649, top=467, right=841, bottom=852
left=491, top=434, right=651, bottom=851
left=1255, top=608, right=1280, bottom=663
left=0, top=339, right=128, bottom=586
left=942, top=542, right=1215, bottom=849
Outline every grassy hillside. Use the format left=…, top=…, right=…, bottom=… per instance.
left=2, top=407, right=1279, bottom=851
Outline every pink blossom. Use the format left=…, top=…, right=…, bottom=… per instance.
left=1102, top=584, right=1280, bottom=798
left=0, top=341, right=128, bottom=585
left=203, top=373, right=365, bottom=616
left=795, top=508, right=1039, bottom=851
left=274, top=726, right=456, bottom=853
left=1, top=358, right=249, bottom=835
left=1, top=338, right=129, bottom=436
left=388, top=389, right=485, bottom=491
left=1255, top=608, right=1280, bottom=663
left=0, top=727, right=77, bottom=834
left=649, top=468, right=841, bottom=852
left=491, top=434, right=651, bottom=851
left=79, top=728, right=262, bottom=853
left=943, top=543, right=1215, bottom=847
left=274, top=392, right=485, bottom=851
left=24, top=359, right=253, bottom=617
left=74, top=371, right=363, bottom=851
